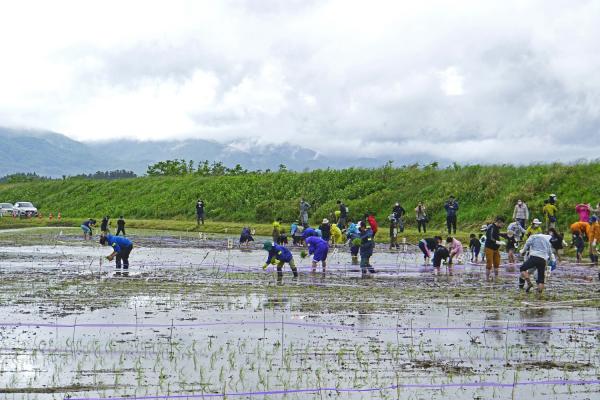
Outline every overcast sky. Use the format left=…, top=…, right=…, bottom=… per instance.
left=1, top=0, right=599, bottom=163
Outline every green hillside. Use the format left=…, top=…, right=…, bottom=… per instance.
left=0, top=163, right=595, bottom=232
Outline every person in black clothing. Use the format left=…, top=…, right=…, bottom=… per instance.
left=388, top=214, right=399, bottom=249
left=337, top=200, right=348, bottom=228
left=116, top=216, right=126, bottom=236
left=418, top=236, right=440, bottom=265
left=392, top=202, right=406, bottom=232
left=484, top=216, right=507, bottom=280
left=432, top=240, right=450, bottom=274
left=320, top=219, right=332, bottom=242
left=506, top=230, right=517, bottom=264
left=469, top=233, right=481, bottom=263
left=548, top=228, right=563, bottom=261
left=444, top=196, right=459, bottom=235
left=196, top=200, right=205, bottom=225
left=572, top=230, right=584, bottom=263
left=100, top=216, right=110, bottom=233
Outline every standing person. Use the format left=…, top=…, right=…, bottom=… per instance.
left=299, top=199, right=311, bottom=227
left=572, top=230, right=585, bottom=263
left=479, top=225, right=488, bottom=262
left=444, top=196, right=459, bottom=235
left=337, top=200, right=348, bottom=228
left=548, top=194, right=557, bottom=205
left=81, top=219, right=96, bottom=241
left=305, top=235, right=329, bottom=272
left=548, top=228, right=564, bottom=262
left=359, top=221, right=376, bottom=276
left=519, top=234, right=554, bottom=294
left=347, top=221, right=360, bottom=265
left=446, top=236, right=463, bottom=265
left=262, top=241, right=298, bottom=278
left=469, top=233, right=481, bottom=263
left=506, top=231, right=517, bottom=264
left=418, top=237, right=438, bottom=265
left=512, top=200, right=529, bottom=228
left=388, top=213, right=399, bottom=249
left=100, top=216, right=110, bottom=234
left=576, top=203, right=592, bottom=222
left=319, top=218, right=332, bottom=242
left=523, top=219, right=543, bottom=242
left=588, top=216, right=600, bottom=267
left=484, top=216, right=507, bottom=281
left=196, top=199, right=205, bottom=225
left=432, top=237, right=450, bottom=275
left=392, top=202, right=406, bottom=232
left=100, top=233, right=133, bottom=276
left=507, top=219, right=527, bottom=243
left=542, top=200, right=558, bottom=231
left=415, top=202, right=427, bottom=233
left=116, top=216, right=126, bottom=236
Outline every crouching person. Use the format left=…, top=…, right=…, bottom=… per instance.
left=100, top=233, right=133, bottom=276
left=519, top=234, right=554, bottom=294
left=262, top=241, right=298, bottom=278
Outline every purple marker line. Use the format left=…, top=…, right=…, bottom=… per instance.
left=66, top=378, right=600, bottom=399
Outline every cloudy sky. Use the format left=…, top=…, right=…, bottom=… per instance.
left=1, top=0, right=599, bottom=163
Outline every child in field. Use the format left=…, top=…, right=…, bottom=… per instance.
left=81, top=219, right=97, bottom=240
left=572, top=230, right=584, bottom=263
left=446, top=236, right=463, bottom=265
left=116, top=216, right=126, bottom=236
left=418, top=237, right=438, bottom=265
left=479, top=225, right=488, bottom=261
left=469, top=233, right=481, bottom=263
left=305, top=236, right=329, bottom=272
left=262, top=241, right=298, bottom=278
left=506, top=230, right=517, bottom=264
left=432, top=238, right=450, bottom=275
left=359, top=221, right=376, bottom=276
left=239, top=227, right=254, bottom=247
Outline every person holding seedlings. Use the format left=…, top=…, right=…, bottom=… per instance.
left=100, top=216, right=110, bottom=234
left=359, top=221, right=376, bottom=276
left=444, top=195, right=459, bottom=234
left=330, top=223, right=343, bottom=245
left=319, top=218, right=332, bottom=242
left=506, top=230, right=518, bottom=264
left=305, top=235, right=329, bottom=272
left=291, top=221, right=304, bottom=246
left=484, top=216, right=507, bottom=280
left=512, top=200, right=529, bottom=228
left=572, top=231, right=585, bottom=263
left=432, top=237, right=450, bottom=275
left=588, top=216, right=600, bottom=267
left=299, top=198, right=310, bottom=227
left=116, top=216, right=126, bottom=236
left=302, top=227, right=318, bottom=240
left=196, top=199, right=205, bottom=225
left=469, top=233, right=481, bottom=263
left=239, top=226, right=254, bottom=246
left=519, top=234, right=554, bottom=294
left=542, top=200, right=558, bottom=231
left=418, top=237, right=439, bottom=265
left=262, top=241, right=298, bottom=278
left=523, top=219, right=543, bottom=242
left=575, top=203, right=591, bottom=222
left=100, top=233, right=133, bottom=276
left=446, top=236, right=463, bottom=264
left=415, top=201, right=427, bottom=233
left=81, top=218, right=96, bottom=240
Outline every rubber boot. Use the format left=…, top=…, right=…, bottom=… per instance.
left=291, top=268, right=298, bottom=278
left=351, top=256, right=359, bottom=265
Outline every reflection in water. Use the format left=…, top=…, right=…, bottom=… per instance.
left=519, top=307, right=552, bottom=346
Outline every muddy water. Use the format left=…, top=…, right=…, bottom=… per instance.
left=0, top=231, right=599, bottom=399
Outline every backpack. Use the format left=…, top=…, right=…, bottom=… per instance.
left=368, top=215, right=378, bottom=234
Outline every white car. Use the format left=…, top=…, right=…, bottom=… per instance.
left=0, top=203, right=14, bottom=216
left=13, top=202, right=38, bottom=217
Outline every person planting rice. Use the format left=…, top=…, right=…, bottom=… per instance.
left=572, top=230, right=585, bottom=263
left=239, top=226, right=254, bottom=247
left=290, top=220, right=303, bottom=245
left=432, top=237, right=450, bottom=275
left=100, top=216, right=110, bottom=233
left=81, top=218, right=96, bottom=241
left=548, top=228, right=564, bottom=262
left=330, top=223, right=343, bottom=246
left=302, top=227, right=318, bottom=240
left=319, top=218, right=332, bottom=242
left=359, top=221, right=376, bottom=276
left=519, top=233, right=554, bottom=294
left=507, top=219, right=526, bottom=244
left=506, top=231, right=517, bottom=264
left=469, top=233, right=481, bottom=263
left=347, top=221, right=360, bottom=264
left=484, top=216, right=507, bottom=281
left=418, top=237, right=438, bottom=265
left=305, top=235, right=329, bottom=272
left=570, top=220, right=591, bottom=242
left=100, top=233, right=133, bottom=276
left=522, top=218, right=543, bottom=242
left=262, top=241, right=298, bottom=278
left=446, top=236, right=463, bottom=265
left=588, top=216, right=600, bottom=267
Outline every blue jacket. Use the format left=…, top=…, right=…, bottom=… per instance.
left=303, top=228, right=317, bottom=239
left=266, top=244, right=293, bottom=264
left=444, top=200, right=459, bottom=217
left=106, top=234, right=132, bottom=253
left=306, top=236, right=328, bottom=254
left=359, top=228, right=375, bottom=255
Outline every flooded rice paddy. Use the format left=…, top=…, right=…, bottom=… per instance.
left=0, top=228, right=599, bottom=399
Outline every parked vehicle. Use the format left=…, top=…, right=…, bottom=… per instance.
left=0, top=203, right=14, bottom=216
left=12, top=202, right=38, bottom=217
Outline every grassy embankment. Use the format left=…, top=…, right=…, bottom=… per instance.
left=0, top=163, right=597, bottom=243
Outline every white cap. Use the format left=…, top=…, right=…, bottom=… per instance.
left=480, top=224, right=488, bottom=231
left=532, top=218, right=541, bottom=225
left=322, top=218, right=329, bottom=224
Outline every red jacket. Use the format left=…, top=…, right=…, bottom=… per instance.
left=367, top=215, right=378, bottom=235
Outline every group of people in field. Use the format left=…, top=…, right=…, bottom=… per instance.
left=80, top=215, right=132, bottom=276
